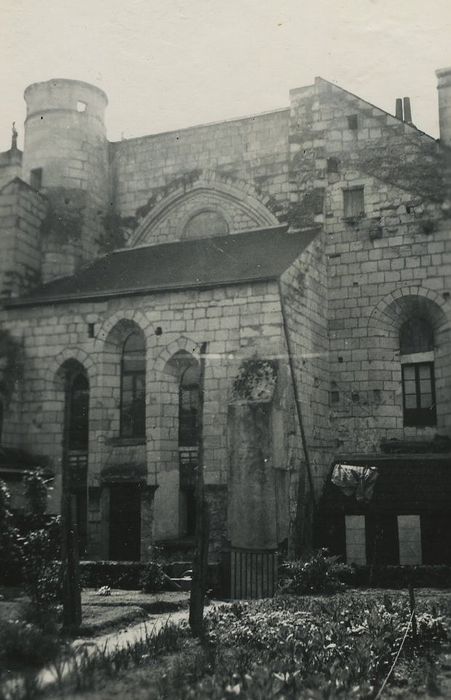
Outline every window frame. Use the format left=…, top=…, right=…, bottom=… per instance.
left=178, top=364, right=200, bottom=448
left=401, top=361, right=437, bottom=427
left=343, top=186, right=365, bottom=220
left=120, top=331, right=146, bottom=438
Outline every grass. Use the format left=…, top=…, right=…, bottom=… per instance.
left=34, top=592, right=451, bottom=699
left=1, top=589, right=449, bottom=699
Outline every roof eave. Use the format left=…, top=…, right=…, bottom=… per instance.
left=4, top=273, right=281, bottom=309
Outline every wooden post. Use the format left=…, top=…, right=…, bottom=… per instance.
left=189, top=341, right=209, bottom=638
left=408, top=583, right=418, bottom=643
left=278, top=282, right=316, bottom=557
left=61, top=377, right=82, bottom=633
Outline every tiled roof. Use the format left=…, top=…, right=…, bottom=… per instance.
left=6, top=225, right=318, bottom=307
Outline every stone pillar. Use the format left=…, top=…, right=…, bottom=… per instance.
left=228, top=402, right=278, bottom=549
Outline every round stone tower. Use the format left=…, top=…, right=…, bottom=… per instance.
left=22, top=79, right=110, bottom=281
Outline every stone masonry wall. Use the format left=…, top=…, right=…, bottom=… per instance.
left=1, top=278, right=291, bottom=557
left=279, top=233, right=330, bottom=499
left=0, top=179, right=47, bottom=300
left=289, top=78, right=451, bottom=459
left=109, top=109, right=290, bottom=244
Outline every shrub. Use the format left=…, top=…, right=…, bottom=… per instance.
left=140, top=547, right=167, bottom=593
left=0, top=618, right=61, bottom=671
left=0, top=479, right=22, bottom=585
left=353, top=564, right=451, bottom=589
left=80, top=561, right=145, bottom=589
left=19, top=471, right=62, bottom=611
left=279, top=549, right=353, bottom=595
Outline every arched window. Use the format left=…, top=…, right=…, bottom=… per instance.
left=68, top=373, right=89, bottom=450
left=400, top=318, right=434, bottom=355
left=400, top=318, right=436, bottom=427
left=183, top=210, right=229, bottom=240
left=179, top=364, right=201, bottom=447
left=120, top=330, right=146, bottom=438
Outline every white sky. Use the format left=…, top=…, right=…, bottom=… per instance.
left=1, top=0, right=451, bottom=151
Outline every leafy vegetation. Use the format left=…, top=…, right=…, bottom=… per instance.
left=279, top=549, right=353, bottom=595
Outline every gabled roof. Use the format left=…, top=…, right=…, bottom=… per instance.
left=6, top=225, right=318, bottom=307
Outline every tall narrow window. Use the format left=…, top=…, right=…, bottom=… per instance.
left=64, top=365, right=89, bottom=556
left=402, top=363, right=436, bottom=426
left=400, top=318, right=436, bottom=427
left=120, top=331, right=146, bottom=437
left=68, top=373, right=89, bottom=450
left=179, top=364, right=201, bottom=447
left=0, top=400, right=3, bottom=444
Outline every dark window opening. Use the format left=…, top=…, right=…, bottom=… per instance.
left=179, top=364, right=201, bottom=447
left=366, top=513, right=399, bottom=565
left=347, top=114, right=358, bottom=130
left=421, top=513, right=451, bottom=565
left=400, top=318, right=434, bottom=355
left=327, top=157, right=340, bottom=173
left=30, top=168, right=43, bottom=190
left=330, top=391, right=340, bottom=405
left=343, top=187, right=364, bottom=219
left=88, top=323, right=95, bottom=338
left=68, top=373, right=89, bottom=450
left=0, top=401, right=3, bottom=444
left=402, top=362, right=436, bottom=427
left=120, top=331, right=146, bottom=438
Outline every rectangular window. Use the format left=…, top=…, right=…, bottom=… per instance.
left=343, top=187, right=364, bottom=219
left=30, top=168, right=43, bottom=190
left=402, top=362, right=436, bottom=426
left=347, top=114, right=358, bottom=130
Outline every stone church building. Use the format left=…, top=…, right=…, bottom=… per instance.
left=0, top=69, right=450, bottom=574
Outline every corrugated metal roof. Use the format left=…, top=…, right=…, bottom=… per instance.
left=5, top=225, right=318, bottom=307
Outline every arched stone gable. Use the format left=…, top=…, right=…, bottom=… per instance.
left=367, top=286, right=449, bottom=338
left=130, top=177, right=279, bottom=247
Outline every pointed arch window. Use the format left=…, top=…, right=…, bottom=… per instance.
left=120, top=331, right=146, bottom=438
left=68, top=372, right=89, bottom=450
left=400, top=318, right=436, bottom=427
left=179, top=364, right=201, bottom=447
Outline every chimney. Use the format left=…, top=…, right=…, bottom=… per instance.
left=403, top=97, right=412, bottom=124
left=436, top=67, right=451, bottom=146
left=395, top=98, right=403, bottom=120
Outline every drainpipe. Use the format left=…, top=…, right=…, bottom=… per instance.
left=278, top=280, right=316, bottom=556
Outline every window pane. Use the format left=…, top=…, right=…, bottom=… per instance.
left=343, top=188, right=364, bottom=218
left=403, top=365, right=415, bottom=380
left=419, top=379, right=432, bottom=394
left=419, top=364, right=432, bottom=379
left=420, top=393, right=433, bottom=408
left=404, top=380, right=416, bottom=395
left=405, top=395, right=417, bottom=409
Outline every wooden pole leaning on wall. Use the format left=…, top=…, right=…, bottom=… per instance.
left=61, top=376, right=82, bottom=633
left=189, top=341, right=210, bottom=638
left=278, top=281, right=316, bottom=558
